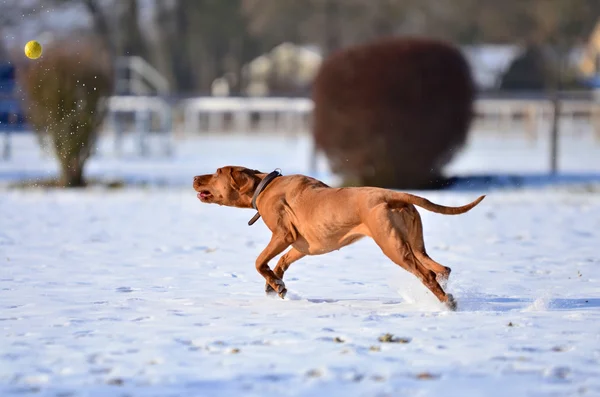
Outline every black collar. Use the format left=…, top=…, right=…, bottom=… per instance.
left=248, top=169, right=282, bottom=226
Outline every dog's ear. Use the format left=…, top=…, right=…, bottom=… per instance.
left=230, top=169, right=257, bottom=194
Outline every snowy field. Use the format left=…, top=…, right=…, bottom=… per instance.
left=1, top=131, right=600, bottom=396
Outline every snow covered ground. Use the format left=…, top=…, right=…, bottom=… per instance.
left=1, top=131, right=600, bottom=396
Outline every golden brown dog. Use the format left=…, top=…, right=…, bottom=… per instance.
left=193, top=166, right=485, bottom=310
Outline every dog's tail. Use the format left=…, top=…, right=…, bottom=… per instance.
left=390, top=192, right=485, bottom=215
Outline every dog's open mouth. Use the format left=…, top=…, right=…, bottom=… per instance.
left=197, top=190, right=213, bottom=201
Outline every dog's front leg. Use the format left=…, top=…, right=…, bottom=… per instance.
left=255, top=234, right=291, bottom=299
left=266, top=247, right=306, bottom=296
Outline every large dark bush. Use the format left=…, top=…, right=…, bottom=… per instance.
left=500, top=45, right=553, bottom=91
left=312, top=37, right=475, bottom=189
left=500, top=44, right=585, bottom=91
left=18, top=39, right=113, bottom=187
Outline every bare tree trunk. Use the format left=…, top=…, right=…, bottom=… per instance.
left=323, top=0, right=341, bottom=55
left=549, top=93, right=560, bottom=175
left=115, top=0, right=148, bottom=59
left=151, top=0, right=176, bottom=88
left=60, top=159, right=85, bottom=187
left=82, top=0, right=115, bottom=58
left=172, top=0, right=195, bottom=93
left=229, top=36, right=243, bottom=95
left=372, top=0, right=395, bottom=37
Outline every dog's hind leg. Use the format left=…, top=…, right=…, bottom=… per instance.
left=399, top=206, right=452, bottom=286
left=414, top=252, right=451, bottom=288
left=366, top=204, right=456, bottom=310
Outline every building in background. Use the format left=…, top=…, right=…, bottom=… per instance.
left=213, top=43, right=323, bottom=97
left=580, top=18, right=600, bottom=88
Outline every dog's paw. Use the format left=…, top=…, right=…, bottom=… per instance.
left=445, top=294, right=457, bottom=311
left=265, top=283, right=277, bottom=295
left=266, top=279, right=287, bottom=299
left=274, top=279, right=287, bottom=299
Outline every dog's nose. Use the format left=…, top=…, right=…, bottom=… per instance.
left=193, top=176, right=201, bottom=186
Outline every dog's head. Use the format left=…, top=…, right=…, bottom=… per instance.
left=193, top=166, right=262, bottom=208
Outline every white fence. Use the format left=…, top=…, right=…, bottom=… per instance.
left=115, top=56, right=170, bottom=96
left=100, top=95, right=600, bottom=142
left=104, top=96, right=173, bottom=157
left=474, top=99, right=600, bottom=141
left=3, top=95, right=600, bottom=162
left=180, top=97, right=313, bottom=135
left=177, top=97, right=600, bottom=139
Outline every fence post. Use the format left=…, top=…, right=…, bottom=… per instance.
left=593, top=104, right=600, bottom=142
left=136, top=109, right=150, bottom=157
left=525, top=104, right=537, bottom=143
left=549, top=48, right=565, bottom=176
left=1, top=129, right=9, bottom=161
left=2, top=113, right=17, bottom=160
left=162, top=104, right=173, bottom=157
left=113, top=111, right=125, bottom=158
left=550, top=93, right=560, bottom=175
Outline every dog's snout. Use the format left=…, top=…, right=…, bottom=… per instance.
left=193, top=175, right=202, bottom=188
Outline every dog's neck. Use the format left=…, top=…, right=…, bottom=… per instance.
left=235, top=174, right=266, bottom=208
left=246, top=170, right=282, bottom=225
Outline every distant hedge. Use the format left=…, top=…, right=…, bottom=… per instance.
left=312, top=37, right=475, bottom=189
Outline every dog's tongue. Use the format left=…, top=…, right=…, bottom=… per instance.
left=197, top=192, right=209, bottom=199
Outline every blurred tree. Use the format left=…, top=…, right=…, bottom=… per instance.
left=427, top=0, right=600, bottom=45
left=182, top=0, right=252, bottom=93
left=3, top=0, right=599, bottom=95
left=18, top=39, right=113, bottom=187
left=115, top=0, right=149, bottom=60
left=149, top=1, right=185, bottom=90
left=148, top=0, right=258, bottom=94
left=242, top=0, right=312, bottom=49
left=242, top=0, right=411, bottom=55
left=47, top=0, right=115, bottom=57
left=80, top=0, right=114, bottom=57
left=486, top=0, right=600, bottom=173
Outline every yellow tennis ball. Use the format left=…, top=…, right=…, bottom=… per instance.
left=24, top=40, right=43, bottom=59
